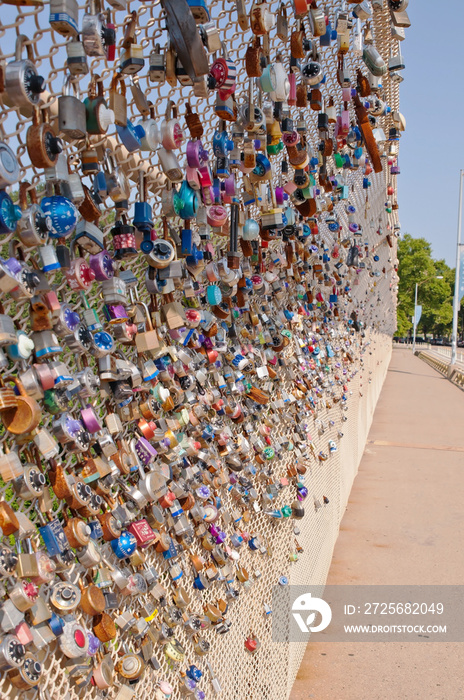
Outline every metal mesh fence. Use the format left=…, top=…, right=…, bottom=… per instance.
left=0, top=0, right=400, bottom=698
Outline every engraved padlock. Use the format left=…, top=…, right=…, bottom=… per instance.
left=81, top=0, right=116, bottom=58
left=3, top=35, right=45, bottom=110
left=58, top=73, right=87, bottom=139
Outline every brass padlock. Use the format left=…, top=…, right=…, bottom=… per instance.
left=15, top=538, right=39, bottom=579
left=26, top=106, right=63, bottom=169
left=109, top=73, right=128, bottom=127
left=135, top=301, right=160, bottom=355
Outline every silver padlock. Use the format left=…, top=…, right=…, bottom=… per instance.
left=66, top=38, right=90, bottom=76
left=74, top=219, right=105, bottom=255
left=44, top=151, right=70, bottom=183
left=16, top=182, right=52, bottom=248
left=61, top=171, right=86, bottom=205
left=81, top=0, right=115, bottom=57
left=49, top=0, right=79, bottom=37
left=58, top=74, right=87, bottom=139
left=104, top=149, right=130, bottom=203
left=199, top=21, right=222, bottom=53
left=149, top=44, right=165, bottom=82
left=3, top=35, right=45, bottom=111
left=0, top=143, right=20, bottom=189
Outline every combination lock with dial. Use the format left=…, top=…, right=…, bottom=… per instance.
left=53, top=303, right=81, bottom=337
left=0, top=635, right=26, bottom=671
left=64, top=321, right=94, bottom=353
left=0, top=545, right=18, bottom=578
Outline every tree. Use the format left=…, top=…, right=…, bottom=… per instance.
left=397, top=234, right=453, bottom=338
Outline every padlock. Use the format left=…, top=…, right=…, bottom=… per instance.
left=74, top=219, right=105, bottom=254
left=66, top=37, right=89, bottom=76
left=135, top=301, right=160, bottom=354
left=109, top=72, right=128, bottom=127
left=119, top=11, right=145, bottom=74
left=62, top=169, right=86, bottom=206
left=309, top=4, right=326, bottom=36
left=250, top=0, right=275, bottom=35
left=210, top=43, right=236, bottom=96
left=137, top=103, right=160, bottom=151
left=49, top=0, right=79, bottom=37
left=2, top=34, right=45, bottom=110
left=58, top=74, right=87, bottom=139
left=0, top=445, right=23, bottom=483
left=149, top=44, right=166, bottom=82
left=65, top=244, right=96, bottom=291
left=15, top=538, right=39, bottom=579
left=104, top=149, right=131, bottom=202
left=26, top=106, right=63, bottom=169
left=84, top=73, right=115, bottom=135
left=7, top=653, right=42, bottom=690
left=0, top=190, right=25, bottom=236
left=133, top=173, right=153, bottom=247
left=0, top=143, right=20, bottom=189
left=159, top=148, right=183, bottom=182
left=82, top=0, right=116, bottom=58
left=16, top=181, right=52, bottom=246
left=0, top=635, right=25, bottom=670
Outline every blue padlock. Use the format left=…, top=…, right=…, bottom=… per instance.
left=213, top=130, right=233, bottom=157
left=39, top=518, right=70, bottom=557
left=41, top=194, right=78, bottom=238
left=0, top=190, right=21, bottom=234
left=116, top=119, right=143, bottom=152
left=110, top=531, right=137, bottom=559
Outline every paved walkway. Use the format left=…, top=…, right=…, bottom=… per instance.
left=289, top=349, right=464, bottom=700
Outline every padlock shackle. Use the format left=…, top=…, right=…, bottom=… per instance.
left=19, top=181, right=38, bottom=210
left=122, top=10, right=138, bottom=49
left=15, top=34, right=34, bottom=63
left=111, top=72, right=126, bottom=96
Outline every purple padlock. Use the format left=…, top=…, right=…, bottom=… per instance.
left=80, top=404, right=102, bottom=433
left=186, top=140, right=209, bottom=169
left=103, top=304, right=129, bottom=324
left=89, top=250, right=114, bottom=281
left=223, top=174, right=236, bottom=197
left=134, top=437, right=158, bottom=466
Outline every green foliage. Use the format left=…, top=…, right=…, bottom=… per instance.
left=397, top=234, right=454, bottom=337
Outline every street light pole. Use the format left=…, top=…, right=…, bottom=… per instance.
left=451, top=170, right=464, bottom=366
left=412, top=282, right=418, bottom=353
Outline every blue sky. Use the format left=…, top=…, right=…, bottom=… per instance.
left=398, top=0, right=464, bottom=268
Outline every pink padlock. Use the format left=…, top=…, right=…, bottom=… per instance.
left=186, top=167, right=201, bottom=190
left=207, top=205, right=228, bottom=227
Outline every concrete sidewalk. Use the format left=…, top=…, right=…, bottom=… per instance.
left=289, top=349, right=464, bottom=700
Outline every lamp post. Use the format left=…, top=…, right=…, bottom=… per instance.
left=412, top=275, right=443, bottom=353
left=450, top=170, right=464, bottom=367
